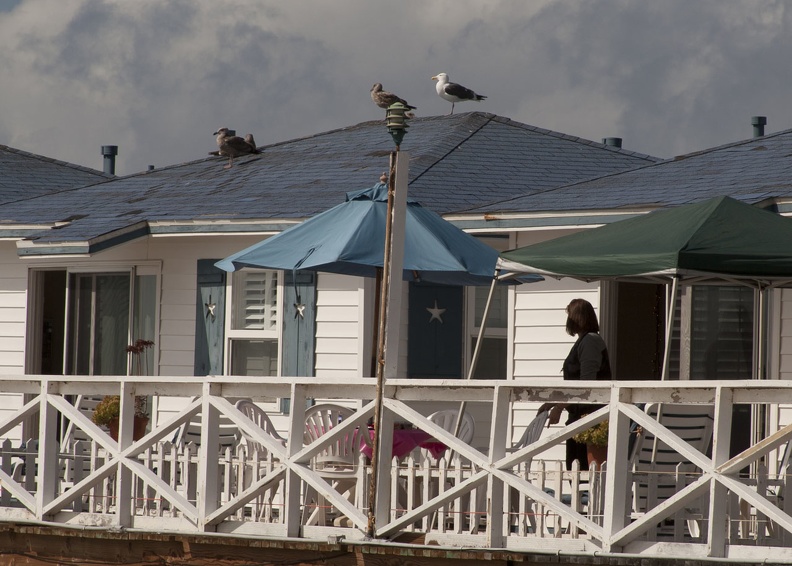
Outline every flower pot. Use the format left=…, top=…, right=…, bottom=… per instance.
left=586, top=443, right=607, bottom=466
left=108, top=416, right=149, bottom=441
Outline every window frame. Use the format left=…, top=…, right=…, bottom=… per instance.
left=224, top=268, right=283, bottom=377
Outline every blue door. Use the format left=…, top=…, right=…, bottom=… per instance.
left=194, top=259, right=226, bottom=376
left=407, top=283, right=463, bottom=378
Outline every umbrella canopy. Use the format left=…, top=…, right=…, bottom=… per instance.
left=218, top=184, right=532, bottom=286
left=498, top=196, right=792, bottom=283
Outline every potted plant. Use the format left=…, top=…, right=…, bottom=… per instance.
left=573, top=420, right=608, bottom=466
left=91, top=339, right=154, bottom=441
left=92, top=395, right=149, bottom=441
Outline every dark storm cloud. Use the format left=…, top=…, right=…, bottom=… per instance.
left=2, top=1, right=791, bottom=173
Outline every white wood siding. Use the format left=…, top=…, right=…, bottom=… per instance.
left=0, top=245, right=26, bottom=377
left=315, top=273, right=365, bottom=378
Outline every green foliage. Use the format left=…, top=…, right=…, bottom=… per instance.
left=573, top=420, right=608, bottom=447
left=92, top=396, right=121, bottom=426
left=92, top=395, right=147, bottom=426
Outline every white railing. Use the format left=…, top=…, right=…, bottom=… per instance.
left=2, top=376, right=792, bottom=561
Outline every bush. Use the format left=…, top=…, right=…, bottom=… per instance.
left=573, top=420, right=608, bottom=446
left=92, top=395, right=147, bottom=426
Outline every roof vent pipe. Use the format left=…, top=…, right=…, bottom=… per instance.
left=751, top=116, right=767, bottom=138
left=602, top=137, right=623, bottom=148
left=101, top=145, right=118, bottom=175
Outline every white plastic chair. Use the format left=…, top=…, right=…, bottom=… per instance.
left=508, top=411, right=548, bottom=534
left=234, top=399, right=287, bottom=452
left=303, top=403, right=369, bottom=526
left=630, top=403, right=714, bottom=541
left=427, top=410, right=475, bottom=447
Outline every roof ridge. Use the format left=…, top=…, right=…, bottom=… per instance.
left=486, top=115, right=661, bottom=162
left=0, top=144, right=111, bottom=178
left=665, top=125, right=792, bottom=161
left=409, top=113, right=496, bottom=185
left=459, top=126, right=792, bottom=214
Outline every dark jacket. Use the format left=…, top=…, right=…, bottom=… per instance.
left=563, top=332, right=611, bottom=420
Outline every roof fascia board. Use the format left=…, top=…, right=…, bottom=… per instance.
left=447, top=212, right=646, bottom=231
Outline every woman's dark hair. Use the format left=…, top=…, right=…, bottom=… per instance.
left=565, top=298, right=600, bottom=336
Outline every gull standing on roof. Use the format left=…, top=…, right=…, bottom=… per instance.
left=370, top=83, right=417, bottom=111
left=211, top=127, right=260, bottom=169
left=432, top=73, right=486, bottom=115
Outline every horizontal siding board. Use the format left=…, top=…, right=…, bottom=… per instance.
left=0, top=293, right=26, bottom=308
left=160, top=335, right=194, bottom=352
left=0, top=337, right=26, bottom=352
left=161, top=289, right=194, bottom=306
left=514, top=326, right=570, bottom=343
left=315, top=305, right=360, bottom=323
left=161, top=273, right=195, bottom=291
left=160, top=319, right=194, bottom=336
left=315, top=353, right=358, bottom=371
left=515, top=342, right=572, bottom=360
left=316, top=290, right=360, bottom=307
left=158, top=351, right=194, bottom=368
left=315, top=321, right=358, bottom=338
left=0, top=322, right=24, bottom=336
left=160, top=304, right=194, bottom=322
left=514, top=359, right=566, bottom=377
left=0, top=278, right=27, bottom=292
left=315, top=338, right=358, bottom=354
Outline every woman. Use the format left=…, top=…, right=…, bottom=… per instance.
left=540, top=298, right=612, bottom=470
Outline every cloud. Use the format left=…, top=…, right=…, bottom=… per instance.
left=0, top=0, right=791, bottom=174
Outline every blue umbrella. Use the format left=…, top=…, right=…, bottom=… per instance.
left=217, top=183, right=536, bottom=285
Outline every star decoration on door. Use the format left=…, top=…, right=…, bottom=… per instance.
left=294, top=302, right=306, bottom=319
left=426, top=299, right=446, bottom=324
left=205, top=295, right=217, bottom=322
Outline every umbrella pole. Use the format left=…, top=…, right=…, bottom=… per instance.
left=660, top=276, right=679, bottom=381
left=368, top=149, right=409, bottom=537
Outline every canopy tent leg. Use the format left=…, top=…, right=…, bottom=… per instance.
left=451, top=272, right=499, bottom=438
left=660, top=276, right=679, bottom=381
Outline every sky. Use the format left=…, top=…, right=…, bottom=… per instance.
left=1, top=0, right=790, bottom=176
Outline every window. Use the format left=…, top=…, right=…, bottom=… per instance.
left=28, top=267, right=157, bottom=377
left=467, top=284, right=508, bottom=379
left=227, top=269, right=280, bottom=376
left=688, top=285, right=755, bottom=380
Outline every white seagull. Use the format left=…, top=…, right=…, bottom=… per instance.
left=432, top=72, right=486, bottom=115
left=211, top=127, right=260, bottom=168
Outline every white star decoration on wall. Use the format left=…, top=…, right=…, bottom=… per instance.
left=426, top=300, right=446, bottom=324
left=294, top=302, right=306, bottom=319
left=205, top=295, right=216, bottom=322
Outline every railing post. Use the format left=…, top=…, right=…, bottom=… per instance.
left=114, top=381, right=136, bottom=527
left=708, top=386, right=733, bottom=557
left=197, top=381, right=221, bottom=530
left=36, top=381, right=59, bottom=520
left=602, top=385, right=631, bottom=553
left=486, top=385, right=510, bottom=547
left=373, top=406, right=395, bottom=532
left=283, top=383, right=308, bottom=537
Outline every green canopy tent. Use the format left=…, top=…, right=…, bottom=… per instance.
left=497, top=195, right=792, bottom=380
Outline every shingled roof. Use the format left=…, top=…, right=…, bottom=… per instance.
left=472, top=126, right=792, bottom=218
left=0, top=144, right=111, bottom=204
left=0, top=112, right=658, bottom=256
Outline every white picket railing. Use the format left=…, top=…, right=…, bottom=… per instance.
left=1, top=376, right=792, bottom=561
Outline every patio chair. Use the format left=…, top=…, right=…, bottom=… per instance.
left=426, top=409, right=475, bottom=462
left=234, top=399, right=287, bottom=452
left=233, top=399, right=286, bottom=521
left=303, top=403, right=369, bottom=526
left=60, top=395, right=104, bottom=451
left=629, top=402, right=714, bottom=541
left=425, top=409, right=477, bottom=531
left=508, top=410, right=548, bottom=534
